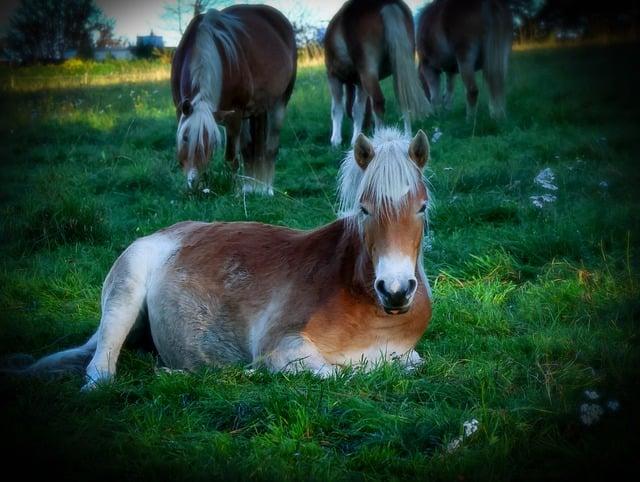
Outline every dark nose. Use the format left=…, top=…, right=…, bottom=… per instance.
left=375, top=278, right=417, bottom=308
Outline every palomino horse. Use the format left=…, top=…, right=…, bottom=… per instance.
left=324, top=0, right=431, bottom=146
left=15, top=128, right=433, bottom=388
left=172, top=5, right=296, bottom=194
left=416, top=0, right=513, bottom=120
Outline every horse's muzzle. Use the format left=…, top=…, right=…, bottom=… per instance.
left=376, top=278, right=417, bottom=315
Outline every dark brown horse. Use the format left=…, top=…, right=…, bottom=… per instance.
left=171, top=5, right=297, bottom=194
left=416, top=0, right=513, bottom=119
left=324, top=0, right=430, bottom=146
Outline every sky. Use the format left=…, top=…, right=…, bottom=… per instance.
left=0, top=0, right=428, bottom=47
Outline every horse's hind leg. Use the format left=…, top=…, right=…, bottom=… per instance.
left=419, top=63, right=442, bottom=113
left=328, top=74, right=345, bottom=147
left=84, top=241, right=152, bottom=389
left=443, top=72, right=456, bottom=110
left=457, top=50, right=480, bottom=122
left=483, top=68, right=506, bottom=119
left=358, top=70, right=385, bottom=131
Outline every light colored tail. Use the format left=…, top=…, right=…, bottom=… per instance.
left=482, top=0, right=513, bottom=117
left=381, top=4, right=432, bottom=120
left=3, top=332, right=98, bottom=377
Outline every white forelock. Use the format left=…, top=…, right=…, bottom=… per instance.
left=337, top=127, right=428, bottom=224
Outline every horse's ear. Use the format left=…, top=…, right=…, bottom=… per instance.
left=181, top=99, right=193, bottom=117
left=354, top=133, right=375, bottom=169
left=409, top=130, right=430, bottom=169
left=214, top=110, right=236, bottom=124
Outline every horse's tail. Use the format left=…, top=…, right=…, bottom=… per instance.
left=482, top=0, right=513, bottom=118
left=2, top=332, right=98, bottom=377
left=380, top=3, right=432, bottom=120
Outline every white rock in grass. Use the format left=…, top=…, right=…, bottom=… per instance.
left=463, top=419, right=480, bottom=437
left=584, top=389, right=599, bottom=400
left=431, top=127, right=443, bottom=143
left=599, top=180, right=609, bottom=189
left=534, top=167, right=558, bottom=190
left=580, top=403, right=603, bottom=426
left=202, top=188, right=211, bottom=194
left=530, top=194, right=557, bottom=208
left=446, top=436, right=462, bottom=453
left=606, top=400, right=620, bottom=412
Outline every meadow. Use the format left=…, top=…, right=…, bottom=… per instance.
left=0, top=44, right=638, bottom=481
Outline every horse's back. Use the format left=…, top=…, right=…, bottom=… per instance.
left=221, top=4, right=296, bottom=110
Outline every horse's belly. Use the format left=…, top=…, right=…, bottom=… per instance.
left=146, top=275, right=251, bottom=370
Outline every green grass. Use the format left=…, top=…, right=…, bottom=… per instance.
left=1, top=44, right=639, bottom=481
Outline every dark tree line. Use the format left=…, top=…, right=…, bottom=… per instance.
left=509, top=0, right=640, bottom=41
left=6, top=0, right=117, bottom=63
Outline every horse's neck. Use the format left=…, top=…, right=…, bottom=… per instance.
left=303, top=218, right=374, bottom=296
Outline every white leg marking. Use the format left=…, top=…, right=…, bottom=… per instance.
left=350, top=86, right=368, bottom=145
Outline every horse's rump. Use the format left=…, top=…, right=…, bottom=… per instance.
left=416, top=0, right=512, bottom=117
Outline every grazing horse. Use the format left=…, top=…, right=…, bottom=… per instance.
left=416, top=0, right=513, bottom=120
left=13, top=129, right=433, bottom=388
left=324, top=0, right=431, bottom=146
left=171, top=5, right=297, bottom=194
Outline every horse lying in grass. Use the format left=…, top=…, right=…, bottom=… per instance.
left=14, top=128, right=433, bottom=389
left=172, top=5, right=296, bottom=194
left=324, top=0, right=431, bottom=146
left=416, top=0, right=513, bottom=120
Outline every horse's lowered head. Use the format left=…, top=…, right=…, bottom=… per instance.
left=340, top=128, right=430, bottom=314
left=176, top=97, right=235, bottom=189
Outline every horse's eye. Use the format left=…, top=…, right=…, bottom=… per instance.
left=418, top=203, right=427, bottom=214
left=360, top=205, right=370, bottom=216
left=182, top=134, right=188, bottom=143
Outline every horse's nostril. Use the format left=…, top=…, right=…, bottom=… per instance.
left=408, top=279, right=417, bottom=295
left=375, top=279, right=386, bottom=295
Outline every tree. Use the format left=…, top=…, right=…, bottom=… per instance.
left=161, top=0, right=231, bottom=36
left=6, top=0, right=113, bottom=62
left=95, top=16, right=126, bottom=49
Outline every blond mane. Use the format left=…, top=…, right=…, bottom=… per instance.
left=177, top=9, right=244, bottom=160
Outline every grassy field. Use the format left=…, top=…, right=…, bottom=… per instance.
left=0, top=44, right=639, bottom=481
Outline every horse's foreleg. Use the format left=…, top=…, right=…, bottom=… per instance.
left=241, top=113, right=271, bottom=195
left=456, top=51, right=479, bottom=122
left=223, top=112, right=243, bottom=172
left=262, top=101, right=287, bottom=195
left=83, top=241, right=153, bottom=389
left=263, top=335, right=334, bottom=378
left=328, top=75, right=345, bottom=147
